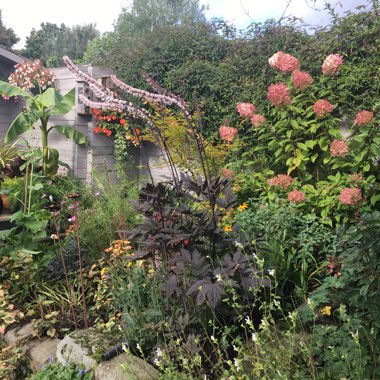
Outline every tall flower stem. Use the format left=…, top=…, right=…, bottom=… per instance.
left=73, top=210, right=88, bottom=329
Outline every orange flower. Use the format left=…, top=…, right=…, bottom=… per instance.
left=224, top=225, right=233, bottom=232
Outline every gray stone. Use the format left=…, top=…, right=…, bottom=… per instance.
left=28, top=338, right=60, bottom=372
left=95, top=352, right=160, bottom=380
left=56, top=329, right=106, bottom=370
left=4, top=323, right=35, bottom=345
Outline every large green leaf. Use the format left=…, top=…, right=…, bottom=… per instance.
left=51, top=88, right=75, bottom=115
left=45, top=147, right=59, bottom=177
left=0, top=81, right=30, bottom=98
left=4, top=112, right=36, bottom=143
left=37, top=87, right=63, bottom=109
left=51, top=125, right=88, bottom=145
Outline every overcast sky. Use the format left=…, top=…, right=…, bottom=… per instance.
left=1, top=0, right=369, bottom=49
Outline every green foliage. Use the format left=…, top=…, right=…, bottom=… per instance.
left=0, top=80, right=87, bottom=176
left=28, top=358, right=93, bottom=380
left=23, top=22, right=100, bottom=67
left=0, top=10, right=19, bottom=49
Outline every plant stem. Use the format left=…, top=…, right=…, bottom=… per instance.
left=74, top=211, right=89, bottom=328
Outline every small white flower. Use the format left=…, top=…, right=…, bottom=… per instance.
left=50, top=234, right=59, bottom=240
left=234, top=358, right=240, bottom=371
left=215, top=273, right=223, bottom=282
left=268, top=269, right=275, bottom=276
left=251, top=332, right=257, bottom=342
left=155, top=347, right=162, bottom=358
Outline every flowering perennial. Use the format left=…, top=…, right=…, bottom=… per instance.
left=348, top=173, right=364, bottom=183
left=291, top=70, right=313, bottom=90
left=288, top=190, right=306, bottom=204
left=267, top=83, right=291, bottom=106
left=268, top=51, right=300, bottom=74
left=220, top=168, right=234, bottom=179
left=313, top=99, right=334, bottom=118
left=219, top=126, right=238, bottom=143
left=267, top=174, right=294, bottom=189
left=9, top=59, right=55, bottom=91
left=236, top=102, right=256, bottom=118
left=339, top=187, right=362, bottom=206
left=354, top=110, right=374, bottom=126
left=322, top=54, right=344, bottom=75
left=330, top=139, right=349, bottom=157
left=250, top=114, right=266, bottom=128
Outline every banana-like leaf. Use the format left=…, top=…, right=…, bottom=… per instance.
left=37, top=88, right=63, bottom=109
left=51, top=125, right=88, bottom=145
left=45, top=147, right=59, bottom=177
left=51, top=88, right=75, bottom=115
left=0, top=81, right=30, bottom=98
left=4, top=112, right=36, bottom=143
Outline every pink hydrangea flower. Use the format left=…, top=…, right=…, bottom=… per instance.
left=339, top=188, right=362, bottom=206
left=268, top=51, right=300, bottom=74
left=267, top=83, right=291, bottom=107
left=268, top=174, right=294, bottom=189
left=291, top=70, right=313, bottom=90
left=348, top=173, right=364, bottom=183
left=288, top=190, right=306, bottom=204
left=313, top=99, right=334, bottom=118
left=354, top=110, right=374, bottom=126
left=236, top=102, right=256, bottom=118
left=219, top=125, right=238, bottom=143
left=330, top=140, right=349, bottom=157
left=322, top=54, right=344, bottom=75
left=220, top=168, right=234, bottom=179
left=250, top=114, right=266, bottom=128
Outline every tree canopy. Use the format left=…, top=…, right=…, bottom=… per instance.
left=0, top=10, right=19, bottom=49
left=23, top=22, right=100, bottom=67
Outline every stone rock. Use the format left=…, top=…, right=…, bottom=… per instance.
left=4, top=323, right=35, bottom=345
left=56, top=329, right=106, bottom=370
left=28, top=338, right=60, bottom=372
left=95, top=352, right=160, bottom=380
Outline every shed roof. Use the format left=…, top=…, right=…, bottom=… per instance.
left=0, top=46, right=25, bottom=65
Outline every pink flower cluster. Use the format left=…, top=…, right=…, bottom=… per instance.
left=288, top=190, right=306, bottom=204
left=330, top=139, right=349, bottom=157
left=348, top=173, right=363, bottom=183
left=322, top=54, right=344, bottom=76
left=339, top=187, right=362, bottom=206
left=250, top=114, right=266, bottom=128
left=268, top=174, right=294, bottom=189
left=219, top=125, right=238, bottom=143
left=313, top=99, right=334, bottom=118
left=354, top=110, right=374, bottom=126
left=236, top=102, right=256, bottom=118
left=268, top=51, right=300, bottom=74
left=291, top=70, right=313, bottom=90
left=267, top=83, right=291, bottom=107
left=220, top=168, right=234, bottom=179
left=9, top=60, right=55, bottom=91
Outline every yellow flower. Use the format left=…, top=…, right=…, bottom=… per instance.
left=224, top=225, right=233, bottom=232
left=321, top=305, right=332, bottom=316
left=100, top=268, right=106, bottom=277
left=237, top=202, right=249, bottom=211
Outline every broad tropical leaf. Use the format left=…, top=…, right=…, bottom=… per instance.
left=37, top=87, right=64, bottom=109
left=45, top=147, right=59, bottom=176
left=51, top=125, right=88, bottom=145
left=51, top=88, right=75, bottom=115
left=0, top=81, right=30, bottom=98
left=4, top=112, right=36, bottom=143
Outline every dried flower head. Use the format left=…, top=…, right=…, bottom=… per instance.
left=330, top=139, right=349, bottom=157
left=267, top=174, right=294, bottom=189
left=219, top=126, right=238, bottom=143
left=250, top=114, right=266, bottom=128
left=354, top=110, right=374, bottom=126
left=267, top=83, right=291, bottom=107
left=288, top=190, right=306, bottom=204
left=268, top=51, right=300, bottom=74
left=220, top=168, right=234, bottom=179
left=339, top=187, right=362, bottom=206
left=291, top=70, right=313, bottom=90
left=322, top=54, right=344, bottom=75
left=236, top=102, right=256, bottom=118
left=313, top=99, right=334, bottom=118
